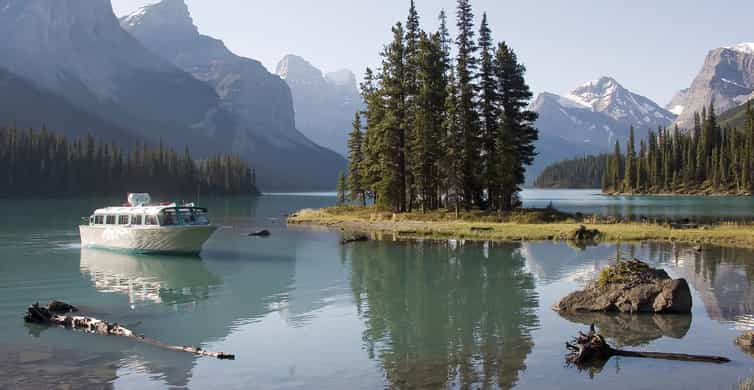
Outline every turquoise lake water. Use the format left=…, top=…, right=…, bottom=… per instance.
left=1, top=191, right=754, bottom=389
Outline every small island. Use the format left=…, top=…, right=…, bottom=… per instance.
left=288, top=206, right=754, bottom=249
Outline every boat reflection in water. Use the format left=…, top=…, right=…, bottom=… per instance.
left=79, top=248, right=221, bottom=307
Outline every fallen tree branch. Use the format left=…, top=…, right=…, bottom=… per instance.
left=24, top=301, right=235, bottom=360
left=566, top=324, right=729, bottom=368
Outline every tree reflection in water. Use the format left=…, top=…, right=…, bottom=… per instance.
left=346, top=239, right=539, bottom=389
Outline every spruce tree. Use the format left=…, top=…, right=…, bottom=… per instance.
left=455, top=0, right=480, bottom=209
left=611, top=140, right=622, bottom=192
left=336, top=171, right=348, bottom=205
left=376, top=23, right=409, bottom=211
left=410, top=32, right=447, bottom=212
left=494, top=42, right=539, bottom=210
left=347, top=112, right=366, bottom=206
left=623, top=126, right=635, bottom=192
left=444, top=68, right=464, bottom=217
left=403, top=0, right=421, bottom=211
left=477, top=13, right=498, bottom=208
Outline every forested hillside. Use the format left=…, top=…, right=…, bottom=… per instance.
left=721, top=100, right=753, bottom=130
left=0, top=127, right=258, bottom=197
left=604, top=102, right=754, bottom=195
left=533, top=155, right=608, bottom=189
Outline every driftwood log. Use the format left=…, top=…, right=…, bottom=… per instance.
left=566, top=324, right=729, bottom=370
left=24, top=301, right=235, bottom=360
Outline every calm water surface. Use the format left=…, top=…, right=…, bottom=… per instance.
left=2, top=192, right=754, bottom=389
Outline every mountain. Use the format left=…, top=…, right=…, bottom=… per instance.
left=275, top=55, right=362, bottom=156
left=671, top=43, right=754, bottom=129
left=0, top=66, right=135, bottom=144
left=720, top=99, right=753, bottom=129
left=666, top=88, right=689, bottom=116
left=0, top=0, right=234, bottom=154
left=121, top=0, right=346, bottom=191
left=529, top=77, right=676, bottom=181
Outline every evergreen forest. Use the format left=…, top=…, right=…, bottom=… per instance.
left=0, top=126, right=258, bottom=197
left=345, top=0, right=539, bottom=213
left=533, top=154, right=608, bottom=189
left=535, top=102, right=754, bottom=195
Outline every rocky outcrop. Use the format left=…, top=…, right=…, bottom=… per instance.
left=736, top=331, right=754, bottom=356
left=121, top=0, right=346, bottom=191
left=553, top=259, right=692, bottom=314
left=672, top=43, right=754, bottom=129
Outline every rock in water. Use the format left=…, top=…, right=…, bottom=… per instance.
left=736, top=331, right=754, bottom=354
left=341, top=233, right=369, bottom=245
left=553, top=259, right=692, bottom=314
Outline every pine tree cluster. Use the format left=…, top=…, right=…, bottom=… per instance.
left=0, top=126, right=258, bottom=197
left=603, top=102, right=754, bottom=195
left=533, top=154, right=609, bottom=189
left=345, top=0, right=539, bottom=213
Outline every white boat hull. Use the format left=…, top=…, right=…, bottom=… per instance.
left=79, top=225, right=218, bottom=255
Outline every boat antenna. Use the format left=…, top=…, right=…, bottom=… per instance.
left=196, top=183, right=201, bottom=204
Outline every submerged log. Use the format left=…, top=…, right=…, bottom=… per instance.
left=24, top=302, right=234, bottom=360
left=566, top=324, right=729, bottom=369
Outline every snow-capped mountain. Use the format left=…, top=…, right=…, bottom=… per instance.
left=121, top=0, right=346, bottom=190
left=671, top=43, right=754, bottom=129
left=528, top=77, right=675, bottom=182
left=566, top=77, right=677, bottom=126
left=532, top=76, right=676, bottom=149
left=276, top=55, right=362, bottom=156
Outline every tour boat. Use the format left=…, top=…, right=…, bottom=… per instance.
left=79, top=193, right=218, bottom=255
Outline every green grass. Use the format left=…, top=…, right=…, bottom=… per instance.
left=288, top=206, right=754, bottom=248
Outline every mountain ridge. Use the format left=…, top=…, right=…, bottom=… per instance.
left=528, top=76, right=675, bottom=182
left=275, top=54, right=362, bottom=156
left=121, top=0, right=347, bottom=190
left=671, top=43, right=754, bottom=128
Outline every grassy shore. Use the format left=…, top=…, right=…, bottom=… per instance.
left=287, top=206, right=754, bottom=248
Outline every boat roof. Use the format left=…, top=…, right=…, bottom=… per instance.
left=93, top=204, right=207, bottom=216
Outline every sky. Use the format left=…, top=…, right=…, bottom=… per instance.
left=111, top=0, right=754, bottom=106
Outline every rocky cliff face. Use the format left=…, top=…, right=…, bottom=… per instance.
left=0, top=0, right=233, bottom=153
left=276, top=55, right=362, bottom=156
left=672, top=43, right=754, bottom=129
left=121, top=0, right=346, bottom=190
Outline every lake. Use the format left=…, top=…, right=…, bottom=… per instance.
left=2, top=191, right=754, bottom=389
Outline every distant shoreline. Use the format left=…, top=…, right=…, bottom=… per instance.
left=288, top=207, right=754, bottom=249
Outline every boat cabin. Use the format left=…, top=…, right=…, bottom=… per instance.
left=89, top=206, right=210, bottom=227
left=88, top=194, right=210, bottom=227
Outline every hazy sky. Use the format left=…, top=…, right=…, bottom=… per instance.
left=111, top=0, right=754, bottom=105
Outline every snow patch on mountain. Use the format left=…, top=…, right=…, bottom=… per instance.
left=725, top=42, right=754, bottom=55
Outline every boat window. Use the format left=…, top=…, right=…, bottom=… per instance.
left=161, top=210, right=177, bottom=226
left=118, top=215, right=129, bottom=225
left=106, top=215, right=116, bottom=225
left=195, top=212, right=209, bottom=225
left=94, top=215, right=104, bottom=225
left=132, top=215, right=143, bottom=225
left=146, top=215, right=158, bottom=225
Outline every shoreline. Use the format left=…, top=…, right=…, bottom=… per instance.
left=287, top=207, right=754, bottom=249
